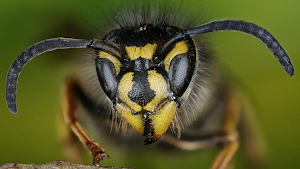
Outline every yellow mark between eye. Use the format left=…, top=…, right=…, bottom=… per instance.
left=125, top=43, right=157, bottom=60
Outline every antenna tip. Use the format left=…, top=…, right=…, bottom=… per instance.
left=286, top=65, right=295, bottom=77
left=7, top=103, right=18, bottom=114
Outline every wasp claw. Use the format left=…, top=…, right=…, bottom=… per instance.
left=93, top=151, right=109, bottom=166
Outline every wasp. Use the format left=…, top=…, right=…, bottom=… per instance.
left=4, top=1, right=294, bottom=168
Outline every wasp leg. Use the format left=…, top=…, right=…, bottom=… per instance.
left=163, top=88, right=241, bottom=169
left=210, top=131, right=239, bottom=169
left=62, top=77, right=109, bottom=165
left=56, top=109, right=84, bottom=163
left=210, top=88, right=241, bottom=169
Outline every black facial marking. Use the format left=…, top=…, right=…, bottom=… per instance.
left=131, top=58, right=153, bottom=71
left=128, top=71, right=156, bottom=106
left=143, top=114, right=154, bottom=144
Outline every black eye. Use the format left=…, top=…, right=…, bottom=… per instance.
left=95, top=58, right=117, bottom=100
left=168, top=53, right=194, bottom=96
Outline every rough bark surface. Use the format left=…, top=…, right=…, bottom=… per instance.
left=0, top=160, right=133, bottom=169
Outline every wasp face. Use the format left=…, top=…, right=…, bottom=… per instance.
left=5, top=1, right=294, bottom=165
left=95, top=24, right=196, bottom=143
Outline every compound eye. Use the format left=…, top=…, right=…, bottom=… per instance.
left=95, top=58, right=117, bottom=100
left=168, top=53, right=194, bottom=96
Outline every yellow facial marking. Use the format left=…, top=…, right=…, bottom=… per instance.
left=164, top=41, right=189, bottom=72
left=116, top=103, right=144, bottom=134
left=143, top=70, right=169, bottom=111
left=118, top=72, right=142, bottom=112
left=125, top=43, right=157, bottom=60
left=98, top=51, right=121, bottom=74
left=150, top=101, right=177, bottom=139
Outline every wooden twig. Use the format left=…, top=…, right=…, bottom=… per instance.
left=0, top=160, right=133, bottom=169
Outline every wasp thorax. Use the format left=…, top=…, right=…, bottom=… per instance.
left=95, top=24, right=196, bottom=143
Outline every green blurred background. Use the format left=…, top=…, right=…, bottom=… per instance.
left=0, top=0, right=299, bottom=168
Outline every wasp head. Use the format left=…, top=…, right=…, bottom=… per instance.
left=94, top=24, right=196, bottom=144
